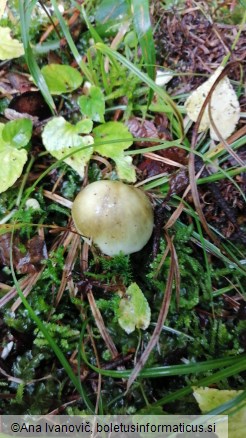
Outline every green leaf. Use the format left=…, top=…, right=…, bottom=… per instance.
left=93, top=122, right=136, bottom=182
left=0, top=125, right=27, bottom=194
left=42, top=117, right=94, bottom=177
left=114, top=154, right=136, bottom=182
left=193, top=387, right=246, bottom=438
left=0, top=120, right=31, bottom=193
left=75, top=119, right=93, bottom=134
left=93, top=121, right=133, bottom=156
left=118, top=282, right=151, bottom=334
left=78, top=86, right=105, bottom=122
left=2, top=119, right=32, bottom=149
left=0, top=147, right=27, bottom=193
left=41, top=64, right=83, bottom=95
left=93, top=121, right=135, bottom=181
left=0, top=26, right=24, bottom=60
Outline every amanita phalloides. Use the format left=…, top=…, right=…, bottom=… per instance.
left=72, top=180, right=154, bottom=256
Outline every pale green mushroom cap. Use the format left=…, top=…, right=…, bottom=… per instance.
left=72, top=180, right=154, bottom=256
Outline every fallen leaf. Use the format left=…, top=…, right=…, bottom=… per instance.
left=0, top=234, right=47, bottom=274
left=118, top=283, right=151, bottom=334
left=155, top=69, right=174, bottom=86
left=185, top=66, right=240, bottom=140
left=7, top=72, right=32, bottom=93
left=193, top=387, right=246, bottom=438
left=126, top=117, right=159, bottom=146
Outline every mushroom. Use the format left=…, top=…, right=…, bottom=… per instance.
left=72, top=180, right=154, bottom=256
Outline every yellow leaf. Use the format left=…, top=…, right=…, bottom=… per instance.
left=0, top=26, right=24, bottom=60
left=193, top=387, right=246, bottom=438
left=185, top=67, right=240, bottom=141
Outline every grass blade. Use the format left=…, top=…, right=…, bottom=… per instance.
left=130, top=0, right=156, bottom=103
left=79, top=324, right=245, bottom=378
left=95, top=42, right=184, bottom=138
left=50, top=0, right=94, bottom=82
left=151, top=355, right=246, bottom=407
left=19, top=1, right=56, bottom=114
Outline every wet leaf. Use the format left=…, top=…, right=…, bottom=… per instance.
left=167, top=168, right=189, bottom=198
left=42, top=117, right=94, bottom=177
left=138, top=157, right=166, bottom=177
left=0, top=122, right=28, bottom=193
left=0, top=146, right=27, bottom=194
left=126, top=117, right=159, bottom=145
left=0, top=27, right=24, bottom=60
left=114, top=154, right=136, bottom=182
left=17, top=235, right=48, bottom=274
left=78, top=86, right=105, bottom=122
left=185, top=66, right=240, bottom=140
left=41, top=64, right=83, bottom=95
left=93, top=121, right=135, bottom=181
left=193, top=387, right=246, bottom=438
left=7, top=72, right=32, bottom=93
left=93, top=121, right=133, bottom=155
left=118, top=283, right=151, bottom=334
left=0, top=234, right=48, bottom=274
left=2, top=118, right=32, bottom=149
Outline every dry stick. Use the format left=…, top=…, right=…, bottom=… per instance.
left=0, top=366, right=23, bottom=384
left=0, top=270, right=44, bottom=310
left=204, top=124, right=246, bottom=160
left=164, top=166, right=204, bottom=231
left=143, top=152, right=185, bottom=168
left=77, top=238, right=102, bottom=414
left=55, top=233, right=80, bottom=306
left=0, top=276, right=30, bottom=309
left=1, top=225, right=76, bottom=310
left=43, top=190, right=73, bottom=208
left=126, top=232, right=176, bottom=392
left=47, top=397, right=81, bottom=415
left=11, top=270, right=44, bottom=312
left=87, top=289, right=119, bottom=358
